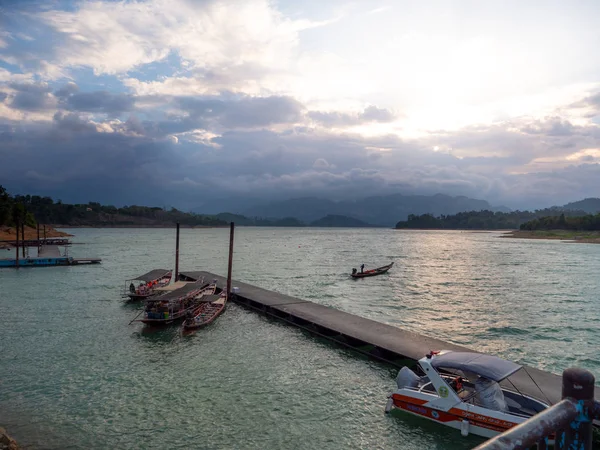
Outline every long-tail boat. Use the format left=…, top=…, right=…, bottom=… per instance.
left=123, top=269, right=172, bottom=301
left=182, top=290, right=227, bottom=331
left=351, top=262, right=394, bottom=278
left=136, top=282, right=216, bottom=326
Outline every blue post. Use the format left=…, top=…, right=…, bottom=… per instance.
left=557, top=368, right=595, bottom=449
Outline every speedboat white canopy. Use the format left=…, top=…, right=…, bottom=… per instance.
left=430, top=352, right=522, bottom=382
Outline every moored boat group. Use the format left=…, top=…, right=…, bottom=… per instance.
left=124, top=269, right=229, bottom=332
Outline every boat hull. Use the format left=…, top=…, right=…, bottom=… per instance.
left=182, top=304, right=225, bottom=330
left=388, top=394, right=517, bottom=439
left=351, top=262, right=394, bottom=278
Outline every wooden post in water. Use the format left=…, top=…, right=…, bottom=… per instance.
left=37, top=222, right=40, bottom=254
left=226, top=222, right=235, bottom=301
left=15, top=219, right=20, bottom=268
left=175, top=222, right=180, bottom=281
left=21, top=222, right=25, bottom=257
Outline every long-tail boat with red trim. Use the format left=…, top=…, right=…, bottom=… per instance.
left=123, top=269, right=172, bottom=301
left=385, top=350, right=552, bottom=441
left=182, top=289, right=227, bottom=331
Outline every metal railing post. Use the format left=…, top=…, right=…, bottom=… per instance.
left=473, top=367, right=596, bottom=450
left=557, top=367, right=595, bottom=450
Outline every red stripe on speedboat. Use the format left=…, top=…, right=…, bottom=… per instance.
left=391, top=394, right=518, bottom=432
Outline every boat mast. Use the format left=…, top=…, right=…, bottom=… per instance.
left=226, top=222, right=234, bottom=301
left=175, top=222, right=180, bottom=281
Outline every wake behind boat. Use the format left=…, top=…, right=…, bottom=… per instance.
left=123, top=269, right=172, bottom=301
left=351, top=262, right=393, bottom=278
left=385, top=350, right=551, bottom=440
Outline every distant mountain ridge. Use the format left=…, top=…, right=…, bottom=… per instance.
left=214, top=213, right=378, bottom=227
left=240, top=193, right=507, bottom=227
left=562, top=198, right=600, bottom=214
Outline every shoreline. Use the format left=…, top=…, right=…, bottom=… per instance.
left=501, top=230, right=600, bottom=244
left=0, top=226, right=73, bottom=243
left=54, top=224, right=228, bottom=228
left=395, top=228, right=600, bottom=243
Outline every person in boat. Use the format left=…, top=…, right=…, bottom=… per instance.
left=129, top=282, right=135, bottom=293
left=360, top=264, right=365, bottom=273
left=352, top=268, right=357, bottom=275
left=450, top=376, right=464, bottom=393
left=463, top=371, right=508, bottom=412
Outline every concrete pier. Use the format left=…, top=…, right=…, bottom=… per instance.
left=179, top=270, right=600, bottom=405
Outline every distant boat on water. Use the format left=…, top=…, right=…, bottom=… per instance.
left=351, top=262, right=394, bottom=278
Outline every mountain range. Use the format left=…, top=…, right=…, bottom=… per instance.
left=199, top=193, right=510, bottom=227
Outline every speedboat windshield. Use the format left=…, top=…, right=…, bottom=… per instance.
left=431, top=352, right=522, bottom=382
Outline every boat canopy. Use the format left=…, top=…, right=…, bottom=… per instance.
left=131, top=269, right=171, bottom=282
left=145, top=281, right=203, bottom=303
left=430, top=352, right=522, bottom=382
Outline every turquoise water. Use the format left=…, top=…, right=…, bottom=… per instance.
left=1, top=228, right=599, bottom=449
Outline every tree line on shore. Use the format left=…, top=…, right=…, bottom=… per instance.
left=0, top=186, right=227, bottom=228
left=0, top=187, right=376, bottom=228
left=519, top=213, right=600, bottom=231
left=395, top=209, right=600, bottom=231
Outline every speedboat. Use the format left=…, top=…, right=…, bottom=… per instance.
left=385, top=350, right=550, bottom=439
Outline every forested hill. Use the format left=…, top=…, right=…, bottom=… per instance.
left=520, top=213, right=600, bottom=231
left=0, top=187, right=227, bottom=227
left=395, top=208, right=590, bottom=230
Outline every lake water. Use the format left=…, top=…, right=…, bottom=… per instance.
left=1, top=227, right=599, bottom=449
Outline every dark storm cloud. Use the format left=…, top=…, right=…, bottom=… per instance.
left=52, top=111, right=97, bottom=133
left=571, top=91, right=600, bottom=110
left=54, top=82, right=79, bottom=98
left=308, top=106, right=396, bottom=127
left=8, top=82, right=56, bottom=111
left=65, top=91, right=135, bottom=114
left=519, top=117, right=576, bottom=136
left=175, top=94, right=304, bottom=128
left=2, top=82, right=600, bottom=211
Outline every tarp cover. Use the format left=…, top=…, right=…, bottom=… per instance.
left=132, top=269, right=171, bottom=282
left=146, top=281, right=203, bottom=302
left=431, top=352, right=522, bottom=382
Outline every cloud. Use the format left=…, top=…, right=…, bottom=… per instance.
left=2, top=0, right=600, bottom=212
left=54, top=82, right=79, bottom=98
left=65, top=91, right=135, bottom=114
left=7, top=82, right=57, bottom=111
left=1, top=107, right=600, bottom=211
left=313, top=158, right=331, bottom=170
left=22, top=0, right=327, bottom=79
left=308, top=106, right=397, bottom=127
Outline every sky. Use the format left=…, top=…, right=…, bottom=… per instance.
left=1, top=0, right=600, bottom=211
